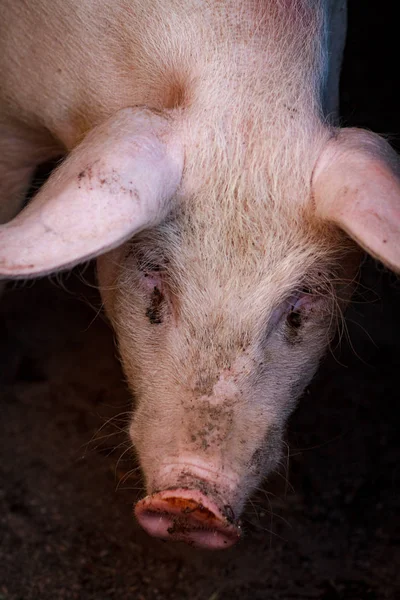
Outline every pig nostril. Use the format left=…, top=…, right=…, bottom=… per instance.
left=134, top=489, right=241, bottom=550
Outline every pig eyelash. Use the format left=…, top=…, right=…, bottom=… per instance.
left=139, top=261, right=163, bottom=273
left=125, top=240, right=167, bottom=275
left=136, top=253, right=164, bottom=273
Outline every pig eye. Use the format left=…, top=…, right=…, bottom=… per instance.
left=287, top=308, right=302, bottom=329
left=285, top=289, right=313, bottom=330
left=139, top=269, right=166, bottom=325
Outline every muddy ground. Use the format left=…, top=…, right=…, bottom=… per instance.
left=1, top=2, right=399, bottom=599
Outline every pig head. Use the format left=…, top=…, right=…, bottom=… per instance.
left=1, top=0, right=399, bottom=549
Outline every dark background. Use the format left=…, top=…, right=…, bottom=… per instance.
left=1, top=2, right=399, bottom=598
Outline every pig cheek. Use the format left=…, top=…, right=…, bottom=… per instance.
left=246, top=425, right=284, bottom=480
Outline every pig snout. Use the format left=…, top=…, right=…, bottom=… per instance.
left=135, top=488, right=241, bottom=550
left=134, top=461, right=243, bottom=549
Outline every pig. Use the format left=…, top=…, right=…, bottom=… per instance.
left=0, top=0, right=399, bottom=550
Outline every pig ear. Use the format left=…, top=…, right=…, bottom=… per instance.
left=312, top=128, right=400, bottom=272
left=0, top=108, right=183, bottom=278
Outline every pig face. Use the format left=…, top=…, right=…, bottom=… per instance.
left=98, top=145, right=357, bottom=548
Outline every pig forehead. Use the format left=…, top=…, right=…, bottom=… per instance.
left=169, top=233, right=333, bottom=319
left=165, top=208, right=336, bottom=283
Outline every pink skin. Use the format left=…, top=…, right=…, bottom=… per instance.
left=135, top=488, right=241, bottom=550
left=131, top=288, right=320, bottom=549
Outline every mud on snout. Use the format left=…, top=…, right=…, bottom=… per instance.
left=135, top=484, right=241, bottom=550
